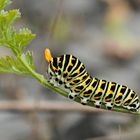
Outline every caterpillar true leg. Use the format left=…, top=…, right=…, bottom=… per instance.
left=68, top=91, right=78, bottom=99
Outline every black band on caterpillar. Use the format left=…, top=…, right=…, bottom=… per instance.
left=45, top=48, right=140, bottom=112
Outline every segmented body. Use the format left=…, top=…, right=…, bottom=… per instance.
left=47, top=54, right=140, bottom=112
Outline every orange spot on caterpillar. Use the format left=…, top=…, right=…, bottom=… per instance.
left=45, top=48, right=53, bottom=63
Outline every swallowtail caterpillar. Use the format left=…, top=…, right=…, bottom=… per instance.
left=45, top=48, right=140, bottom=112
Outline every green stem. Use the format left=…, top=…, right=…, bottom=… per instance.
left=18, top=55, right=140, bottom=115
left=18, top=55, right=68, bottom=97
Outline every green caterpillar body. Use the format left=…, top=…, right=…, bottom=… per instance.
left=47, top=54, right=140, bottom=112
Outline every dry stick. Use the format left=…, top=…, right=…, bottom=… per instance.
left=0, top=101, right=100, bottom=112
left=0, top=100, right=131, bottom=114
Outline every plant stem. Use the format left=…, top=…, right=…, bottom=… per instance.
left=18, top=55, right=68, bottom=97
left=18, top=55, right=140, bottom=115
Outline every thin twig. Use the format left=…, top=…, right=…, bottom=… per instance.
left=0, top=101, right=135, bottom=116
left=0, top=100, right=104, bottom=113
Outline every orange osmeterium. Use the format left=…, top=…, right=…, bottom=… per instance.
left=45, top=48, right=53, bottom=63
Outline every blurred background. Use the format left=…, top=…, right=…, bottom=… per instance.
left=0, top=0, right=140, bottom=139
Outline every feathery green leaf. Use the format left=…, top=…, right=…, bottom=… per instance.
left=0, top=56, right=30, bottom=74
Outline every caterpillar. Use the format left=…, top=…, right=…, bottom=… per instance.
left=45, top=48, right=140, bottom=112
